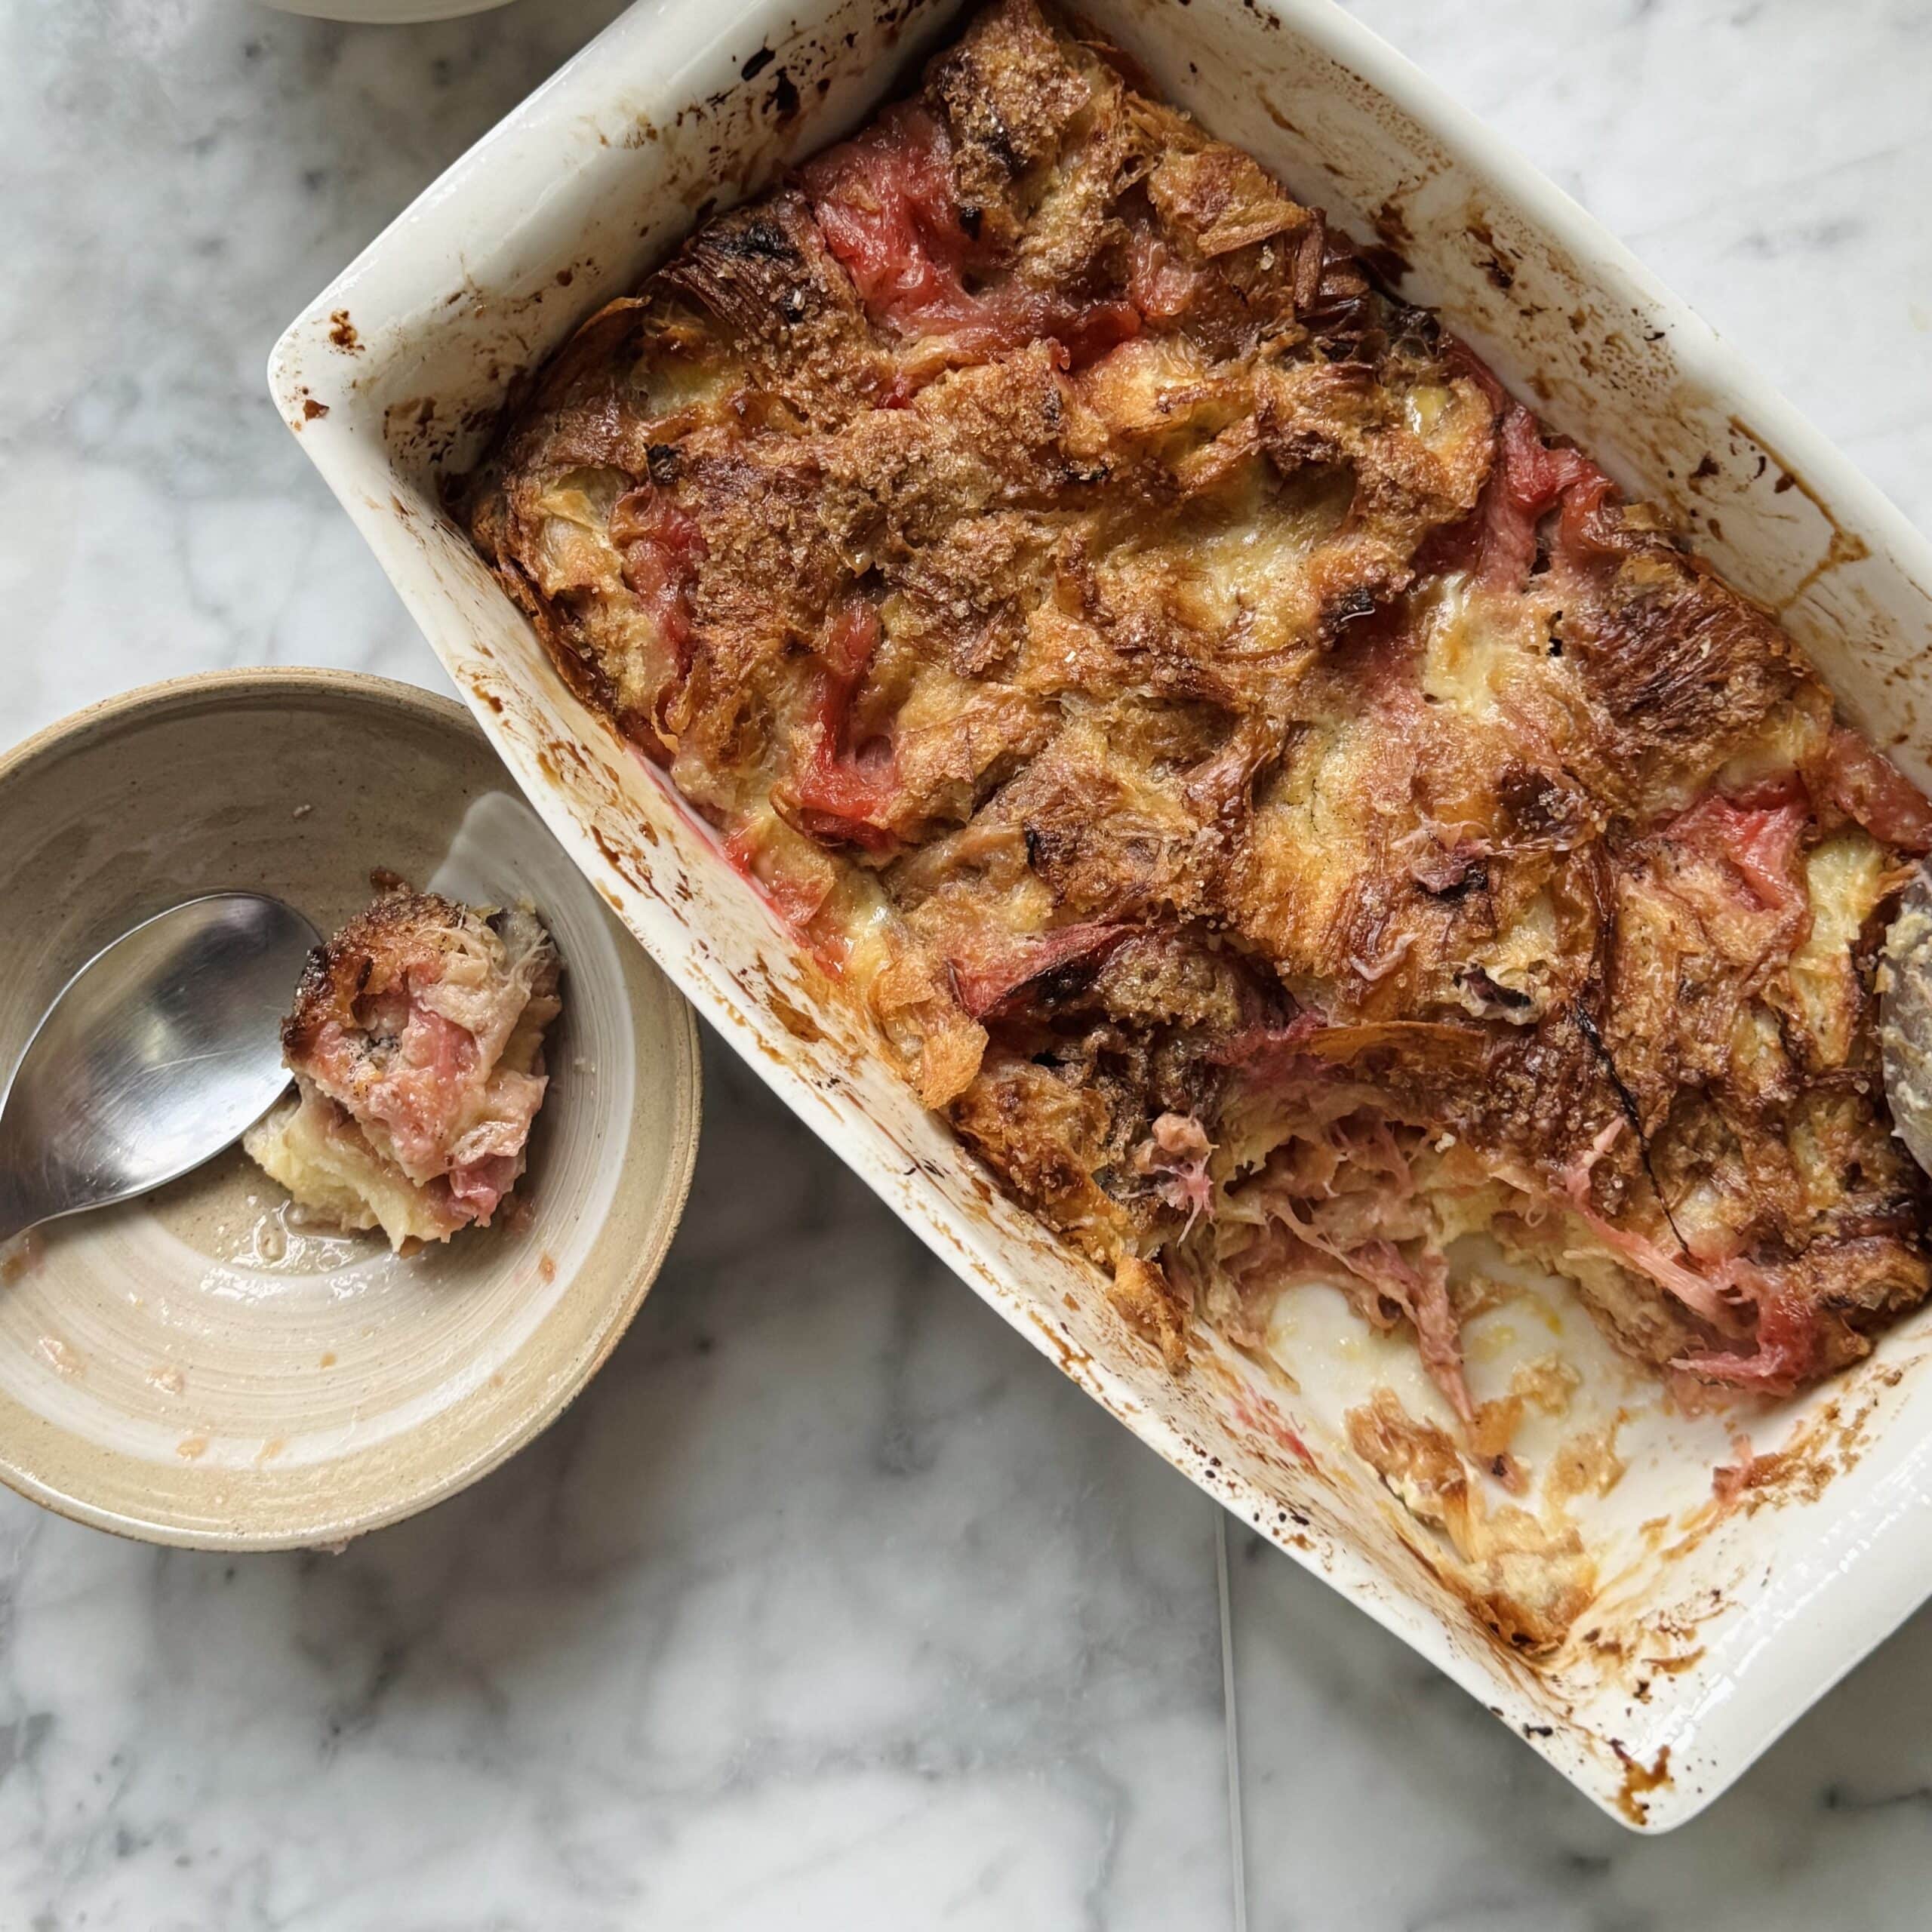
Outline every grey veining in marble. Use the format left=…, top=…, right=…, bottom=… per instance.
left=0, top=1048, right=1233, bottom=1930
left=3, top=0, right=1932, bottom=1924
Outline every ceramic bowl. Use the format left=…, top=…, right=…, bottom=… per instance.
left=0, top=667, right=699, bottom=1549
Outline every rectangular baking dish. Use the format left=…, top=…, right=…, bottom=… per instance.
left=269, top=0, right=1932, bottom=1829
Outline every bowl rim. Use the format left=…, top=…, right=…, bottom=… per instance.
left=0, top=663, right=703, bottom=1552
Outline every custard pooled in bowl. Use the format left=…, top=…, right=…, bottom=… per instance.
left=246, top=884, right=562, bottom=1247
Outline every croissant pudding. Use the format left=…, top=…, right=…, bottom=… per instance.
left=245, top=884, right=561, bottom=1249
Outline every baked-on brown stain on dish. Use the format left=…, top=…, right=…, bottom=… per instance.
left=769, top=994, right=826, bottom=1042
left=1719, top=414, right=1876, bottom=607
left=1466, top=211, right=1517, bottom=291
left=1612, top=1743, right=1674, bottom=1826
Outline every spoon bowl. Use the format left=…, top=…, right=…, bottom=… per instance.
left=0, top=895, right=318, bottom=1244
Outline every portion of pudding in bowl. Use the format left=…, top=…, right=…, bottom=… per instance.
left=245, top=885, right=562, bottom=1247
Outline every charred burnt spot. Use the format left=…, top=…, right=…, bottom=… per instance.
left=1300, top=247, right=1380, bottom=348
left=715, top=213, right=795, bottom=263
left=1357, top=242, right=1411, bottom=289
left=981, top=113, right=1028, bottom=177
left=1412, top=849, right=1489, bottom=903
left=1453, top=974, right=1530, bottom=1020
left=1319, top=583, right=1380, bottom=639
left=645, top=441, right=681, bottom=485
left=1029, top=954, right=1112, bottom=1012
left=1497, top=764, right=1592, bottom=847
left=769, top=70, right=802, bottom=121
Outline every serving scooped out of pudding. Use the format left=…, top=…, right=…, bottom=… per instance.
left=245, top=882, right=562, bottom=1248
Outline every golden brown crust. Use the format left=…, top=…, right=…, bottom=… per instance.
left=282, top=889, right=478, bottom=1063
left=1346, top=1389, right=1595, bottom=1654
left=462, top=0, right=1931, bottom=1410
left=661, top=192, right=891, bottom=428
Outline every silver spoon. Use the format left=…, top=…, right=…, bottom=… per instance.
left=0, top=894, right=319, bottom=1247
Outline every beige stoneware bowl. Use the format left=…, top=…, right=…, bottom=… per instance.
left=0, top=668, right=700, bottom=1549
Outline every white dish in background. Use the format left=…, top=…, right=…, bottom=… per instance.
left=268, top=0, right=1932, bottom=1826
left=254, top=0, right=515, bottom=23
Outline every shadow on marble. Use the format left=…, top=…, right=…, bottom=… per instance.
left=1229, top=1518, right=1932, bottom=1932
left=0, top=1035, right=1232, bottom=1931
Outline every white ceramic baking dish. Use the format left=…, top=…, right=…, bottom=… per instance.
left=269, top=0, right=1932, bottom=1829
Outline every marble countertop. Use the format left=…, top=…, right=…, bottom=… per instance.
left=4, top=0, right=1931, bottom=1924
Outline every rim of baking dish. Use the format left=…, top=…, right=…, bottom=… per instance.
left=265, top=0, right=1932, bottom=1829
